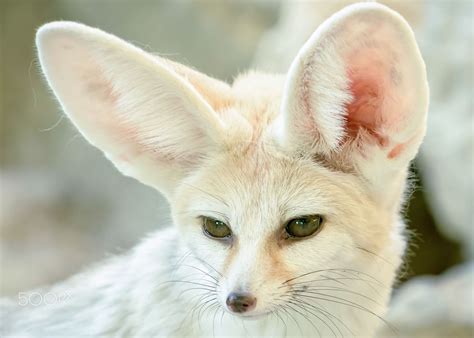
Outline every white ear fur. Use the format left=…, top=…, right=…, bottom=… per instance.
left=36, top=22, right=227, bottom=198
left=281, top=3, right=428, bottom=200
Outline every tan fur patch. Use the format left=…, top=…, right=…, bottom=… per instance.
left=264, top=233, right=293, bottom=287
left=221, top=238, right=239, bottom=276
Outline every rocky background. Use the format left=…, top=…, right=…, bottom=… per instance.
left=0, top=1, right=472, bottom=336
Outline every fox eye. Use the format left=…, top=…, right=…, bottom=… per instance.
left=285, top=215, right=323, bottom=238
left=202, top=217, right=232, bottom=239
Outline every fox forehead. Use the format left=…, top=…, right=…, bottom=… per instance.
left=174, top=147, right=372, bottom=231
left=219, top=72, right=285, bottom=137
left=231, top=71, right=285, bottom=106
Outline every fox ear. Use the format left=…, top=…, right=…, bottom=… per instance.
left=36, top=22, right=231, bottom=198
left=281, top=4, right=428, bottom=200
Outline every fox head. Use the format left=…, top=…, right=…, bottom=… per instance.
left=36, top=3, right=428, bottom=335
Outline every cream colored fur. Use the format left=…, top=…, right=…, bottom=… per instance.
left=1, top=3, right=428, bottom=337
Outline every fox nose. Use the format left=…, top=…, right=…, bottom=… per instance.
left=226, top=292, right=257, bottom=313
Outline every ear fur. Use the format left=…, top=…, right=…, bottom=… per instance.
left=36, top=22, right=231, bottom=198
left=281, top=3, right=429, bottom=201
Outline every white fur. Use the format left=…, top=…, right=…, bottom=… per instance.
left=2, top=3, right=428, bottom=337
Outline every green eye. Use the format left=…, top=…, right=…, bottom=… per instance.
left=202, top=217, right=232, bottom=239
left=285, top=215, right=323, bottom=238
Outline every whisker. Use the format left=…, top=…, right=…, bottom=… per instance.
left=296, top=298, right=344, bottom=337
left=285, top=301, right=320, bottom=337
left=282, top=268, right=384, bottom=286
left=317, top=270, right=384, bottom=297
left=212, top=302, right=221, bottom=338
left=291, top=296, right=353, bottom=336
left=281, top=276, right=367, bottom=289
left=273, top=308, right=288, bottom=338
left=181, top=183, right=229, bottom=207
left=194, top=296, right=218, bottom=331
left=171, top=250, right=193, bottom=271
left=177, top=286, right=216, bottom=298
left=355, top=246, right=396, bottom=268
left=177, top=292, right=214, bottom=333
left=199, top=299, right=218, bottom=329
left=159, top=279, right=217, bottom=289
left=192, top=256, right=224, bottom=278
left=292, top=293, right=397, bottom=335
left=292, top=286, right=383, bottom=307
left=287, top=299, right=325, bottom=337
left=279, top=304, right=304, bottom=337
left=179, top=264, right=220, bottom=283
left=267, top=300, right=288, bottom=337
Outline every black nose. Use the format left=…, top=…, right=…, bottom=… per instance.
left=226, top=292, right=257, bottom=313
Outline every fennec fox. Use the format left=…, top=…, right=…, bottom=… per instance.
left=1, top=3, right=428, bottom=337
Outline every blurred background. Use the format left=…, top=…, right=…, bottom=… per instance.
left=0, top=0, right=472, bottom=336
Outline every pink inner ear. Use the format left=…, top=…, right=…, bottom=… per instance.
left=345, top=58, right=411, bottom=160
left=344, top=52, right=391, bottom=148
